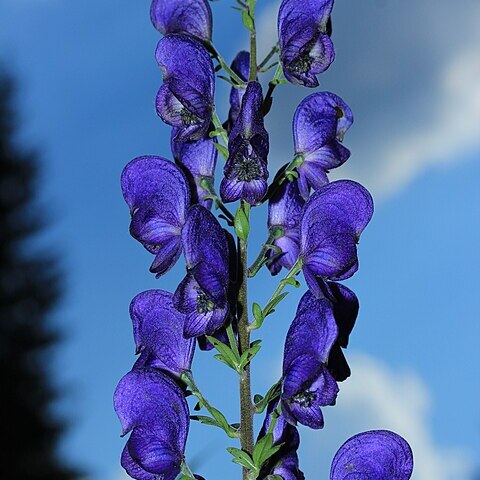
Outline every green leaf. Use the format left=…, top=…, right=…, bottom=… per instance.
left=238, top=342, right=262, bottom=370
left=263, top=291, right=289, bottom=317
left=234, top=203, right=250, bottom=240
left=252, top=302, right=264, bottom=324
left=253, top=433, right=282, bottom=468
left=213, top=142, right=228, bottom=159
left=283, top=277, right=301, bottom=288
left=254, top=381, right=281, bottom=413
left=213, top=353, right=237, bottom=371
left=210, top=406, right=232, bottom=434
left=191, top=415, right=221, bottom=428
left=207, top=335, right=240, bottom=370
left=241, top=10, right=254, bottom=32
left=253, top=394, right=263, bottom=404
left=227, top=447, right=257, bottom=472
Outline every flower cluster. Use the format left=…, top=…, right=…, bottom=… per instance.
left=114, top=1, right=414, bottom=479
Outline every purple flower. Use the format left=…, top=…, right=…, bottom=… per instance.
left=330, top=430, right=414, bottom=480
left=114, top=368, right=189, bottom=480
left=174, top=205, right=230, bottom=337
left=220, top=81, right=269, bottom=205
left=171, top=130, right=218, bottom=209
left=281, top=293, right=339, bottom=429
left=156, top=34, right=215, bottom=141
left=121, top=156, right=190, bottom=276
left=130, top=290, right=195, bottom=377
left=267, top=180, right=305, bottom=275
left=258, top=401, right=305, bottom=480
left=293, top=92, right=353, bottom=200
left=278, top=0, right=335, bottom=87
left=300, top=180, right=373, bottom=298
left=227, top=51, right=251, bottom=130
left=150, top=0, right=213, bottom=41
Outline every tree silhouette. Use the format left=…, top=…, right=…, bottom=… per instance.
left=0, top=72, right=79, bottom=479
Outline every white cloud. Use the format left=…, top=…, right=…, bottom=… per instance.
left=256, top=1, right=480, bottom=200
left=300, top=353, right=474, bottom=480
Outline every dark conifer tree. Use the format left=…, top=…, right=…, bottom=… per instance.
left=0, top=72, right=79, bottom=479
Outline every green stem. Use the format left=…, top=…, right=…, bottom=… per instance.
left=181, top=460, right=196, bottom=479
left=262, top=153, right=304, bottom=203
left=207, top=43, right=245, bottom=86
left=237, top=204, right=254, bottom=480
left=247, top=231, right=276, bottom=277
left=200, top=178, right=235, bottom=224
left=258, top=43, right=279, bottom=71
left=212, top=111, right=229, bottom=147
left=249, top=258, right=303, bottom=331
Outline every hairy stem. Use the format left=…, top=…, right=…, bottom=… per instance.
left=237, top=207, right=254, bottom=479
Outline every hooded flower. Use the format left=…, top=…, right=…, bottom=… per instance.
left=130, top=290, right=195, bottom=377
left=114, top=368, right=189, bottom=480
left=220, top=81, right=269, bottom=205
left=278, top=0, right=335, bottom=87
left=150, top=0, right=213, bottom=41
left=267, top=180, right=305, bottom=275
left=300, top=180, right=373, bottom=298
left=281, top=292, right=339, bottom=429
left=171, top=129, right=218, bottom=209
left=227, top=50, right=251, bottom=131
left=174, top=205, right=230, bottom=337
left=121, top=156, right=190, bottom=276
left=330, top=430, right=414, bottom=480
left=258, top=400, right=305, bottom=480
left=293, top=92, right=353, bottom=200
left=156, top=34, right=215, bottom=141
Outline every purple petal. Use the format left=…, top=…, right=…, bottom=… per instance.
left=267, top=234, right=301, bottom=275
left=228, top=51, right=251, bottom=129
left=304, top=180, right=374, bottom=238
left=114, top=368, right=189, bottom=479
left=130, top=290, right=195, bottom=376
left=155, top=34, right=214, bottom=141
left=222, top=82, right=269, bottom=204
left=294, top=92, right=353, bottom=155
left=300, top=180, right=373, bottom=281
left=121, top=156, right=189, bottom=275
left=121, top=446, right=159, bottom=480
left=150, top=0, right=212, bottom=41
left=174, top=273, right=228, bottom=338
left=283, top=362, right=338, bottom=429
left=128, top=426, right=179, bottom=475
left=220, top=175, right=268, bottom=205
left=181, top=205, right=229, bottom=287
left=268, top=180, right=305, bottom=230
left=283, top=293, right=338, bottom=372
left=278, top=0, right=335, bottom=87
left=330, top=430, right=414, bottom=480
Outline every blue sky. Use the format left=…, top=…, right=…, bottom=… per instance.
left=0, top=1, right=479, bottom=479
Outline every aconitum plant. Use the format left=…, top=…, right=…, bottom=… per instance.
left=114, top=1, right=415, bottom=479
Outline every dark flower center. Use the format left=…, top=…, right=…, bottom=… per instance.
left=181, top=108, right=199, bottom=126
left=232, top=156, right=262, bottom=182
left=292, top=390, right=316, bottom=407
left=287, top=51, right=314, bottom=74
left=196, top=290, right=215, bottom=314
